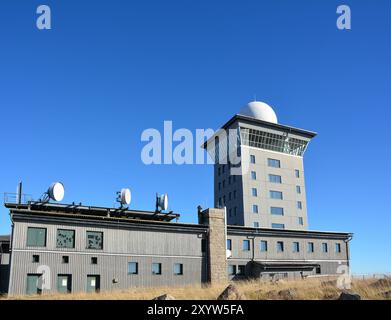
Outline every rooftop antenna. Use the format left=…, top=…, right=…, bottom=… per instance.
left=155, top=193, right=168, bottom=213
left=16, top=181, right=22, bottom=204
left=116, top=188, right=131, bottom=209
left=39, top=182, right=65, bottom=203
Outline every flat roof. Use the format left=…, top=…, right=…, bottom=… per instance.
left=5, top=202, right=180, bottom=222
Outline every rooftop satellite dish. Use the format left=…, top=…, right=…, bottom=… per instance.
left=117, top=188, right=131, bottom=207
left=47, top=182, right=65, bottom=202
left=156, top=193, right=168, bottom=212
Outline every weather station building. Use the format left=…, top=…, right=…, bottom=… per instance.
left=0, top=101, right=352, bottom=296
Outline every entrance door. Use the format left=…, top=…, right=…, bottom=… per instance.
left=26, top=274, right=42, bottom=295
left=57, top=274, right=72, bottom=293
left=87, top=275, right=100, bottom=293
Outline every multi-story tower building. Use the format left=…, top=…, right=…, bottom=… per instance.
left=209, top=101, right=316, bottom=230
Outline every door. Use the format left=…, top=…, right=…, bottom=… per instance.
left=87, top=275, right=100, bottom=293
left=57, top=274, right=72, bottom=293
left=26, top=274, right=42, bottom=295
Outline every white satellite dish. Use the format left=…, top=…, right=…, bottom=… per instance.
left=226, top=249, right=232, bottom=259
left=157, top=193, right=168, bottom=211
left=48, top=182, right=65, bottom=202
left=119, top=188, right=131, bottom=205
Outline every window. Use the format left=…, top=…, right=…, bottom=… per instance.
left=234, top=207, right=237, bottom=216
left=233, top=190, right=237, bottom=199
left=91, top=257, right=98, bottom=265
left=260, top=240, right=268, bottom=252
left=218, top=198, right=222, bottom=207
left=223, top=196, right=226, bottom=205
left=297, top=201, right=302, bottom=209
left=218, top=182, right=221, bottom=191
left=57, top=229, right=75, bottom=248
left=152, top=263, right=162, bottom=275
left=26, top=274, right=42, bottom=295
left=32, top=255, right=40, bottom=263
left=308, top=242, right=314, bottom=253
left=237, top=265, right=246, bottom=275
left=270, top=191, right=283, bottom=200
left=336, top=243, right=341, bottom=253
left=86, top=231, right=103, bottom=250
left=295, top=169, right=300, bottom=178
left=228, top=176, right=232, bottom=185
left=250, top=155, right=256, bottom=164
left=228, top=208, right=232, bottom=217
left=269, top=174, right=282, bottom=184
left=218, top=167, right=221, bottom=176
left=277, top=241, right=284, bottom=252
left=128, top=262, right=138, bottom=274
left=27, top=227, right=46, bottom=247
left=62, top=256, right=69, bottom=264
left=251, top=188, right=257, bottom=197
left=298, top=217, right=304, bottom=225
left=242, top=240, right=250, bottom=251
left=296, top=186, right=301, bottom=194
left=252, top=204, right=258, bottom=214
left=228, top=265, right=236, bottom=275
left=293, top=242, right=300, bottom=253
left=316, top=266, right=321, bottom=274
left=270, top=207, right=284, bottom=216
left=57, top=274, right=72, bottom=294
left=251, top=171, right=257, bottom=180
left=222, top=165, right=225, bottom=173
left=272, top=223, right=285, bottom=229
left=201, top=239, right=206, bottom=253
left=322, top=243, right=328, bottom=253
left=227, top=239, right=232, bottom=250
left=229, top=192, right=232, bottom=201
left=268, top=158, right=281, bottom=168
left=222, top=180, right=225, bottom=188
left=174, top=263, right=183, bottom=275
left=253, top=222, right=259, bottom=228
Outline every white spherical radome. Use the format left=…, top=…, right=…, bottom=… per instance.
left=238, top=101, right=278, bottom=124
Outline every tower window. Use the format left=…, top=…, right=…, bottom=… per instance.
left=297, top=201, right=302, bottom=209
left=268, top=158, right=281, bottom=168
left=298, top=217, right=304, bottom=225
left=252, top=205, right=258, bottom=213
left=272, top=223, right=285, bottom=229
left=295, top=169, right=300, bottom=178
left=251, top=188, right=257, bottom=197
left=296, top=186, right=301, bottom=194
left=269, top=174, right=282, bottom=183
left=251, top=171, right=257, bottom=180
left=250, top=155, right=256, bottom=164
left=270, top=207, right=284, bottom=215
left=270, top=191, right=283, bottom=200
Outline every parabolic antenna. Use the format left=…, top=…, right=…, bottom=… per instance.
left=157, top=193, right=168, bottom=211
left=120, top=188, right=131, bottom=205
left=48, top=182, right=65, bottom=202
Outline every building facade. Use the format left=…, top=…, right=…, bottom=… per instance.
left=0, top=101, right=353, bottom=295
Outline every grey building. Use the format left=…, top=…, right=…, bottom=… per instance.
left=0, top=100, right=353, bottom=295
left=205, top=101, right=315, bottom=230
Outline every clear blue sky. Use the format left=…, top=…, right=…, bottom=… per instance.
left=0, top=1, right=390, bottom=274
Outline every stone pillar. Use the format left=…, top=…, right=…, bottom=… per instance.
left=201, top=208, right=227, bottom=285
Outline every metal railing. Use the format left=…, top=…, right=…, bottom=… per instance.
left=3, top=192, right=33, bottom=204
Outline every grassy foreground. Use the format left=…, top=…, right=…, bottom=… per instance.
left=3, top=277, right=391, bottom=300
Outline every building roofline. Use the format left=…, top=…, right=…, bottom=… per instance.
left=227, top=225, right=353, bottom=239
left=5, top=202, right=180, bottom=222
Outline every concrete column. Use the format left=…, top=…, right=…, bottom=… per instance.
left=200, top=208, right=227, bottom=285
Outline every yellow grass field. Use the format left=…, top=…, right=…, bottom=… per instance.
left=2, top=277, right=391, bottom=300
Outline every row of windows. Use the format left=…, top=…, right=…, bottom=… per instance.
left=227, top=239, right=342, bottom=253
left=228, top=264, right=246, bottom=276
left=32, top=254, right=98, bottom=265
left=128, top=262, right=183, bottom=275
left=27, top=227, right=104, bottom=250
left=252, top=201, right=302, bottom=213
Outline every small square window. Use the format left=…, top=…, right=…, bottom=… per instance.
left=228, top=265, right=236, bottom=275
left=128, top=262, right=138, bottom=274
left=237, top=265, right=246, bottom=275
left=174, top=263, right=183, bottom=275
left=32, top=255, right=40, bottom=263
left=260, top=240, right=268, bottom=252
left=91, top=257, right=98, bottom=265
left=253, top=222, right=259, bottom=228
left=152, top=263, right=162, bottom=275
left=62, top=256, right=69, bottom=264
left=242, top=240, right=250, bottom=251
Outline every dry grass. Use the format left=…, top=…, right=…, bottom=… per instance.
left=3, top=276, right=391, bottom=300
